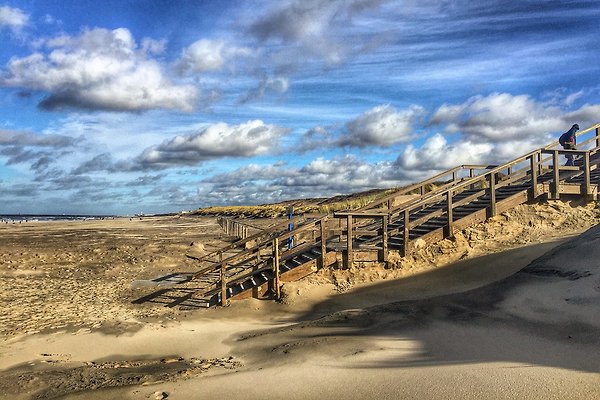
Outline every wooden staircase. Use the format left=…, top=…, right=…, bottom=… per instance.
left=133, top=123, right=600, bottom=308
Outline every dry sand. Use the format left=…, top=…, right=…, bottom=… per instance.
left=0, top=200, right=599, bottom=399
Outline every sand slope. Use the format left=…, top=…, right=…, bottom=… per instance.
left=0, top=204, right=599, bottom=399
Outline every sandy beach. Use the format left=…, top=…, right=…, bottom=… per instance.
left=1, top=201, right=599, bottom=399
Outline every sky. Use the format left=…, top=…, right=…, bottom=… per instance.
left=1, top=0, right=600, bottom=215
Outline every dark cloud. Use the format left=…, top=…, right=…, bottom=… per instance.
left=0, top=130, right=79, bottom=147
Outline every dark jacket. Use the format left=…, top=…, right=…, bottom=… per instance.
left=559, top=126, right=577, bottom=147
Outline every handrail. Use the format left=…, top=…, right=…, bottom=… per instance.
left=356, top=164, right=494, bottom=212
left=191, top=213, right=328, bottom=280
left=177, top=123, right=600, bottom=306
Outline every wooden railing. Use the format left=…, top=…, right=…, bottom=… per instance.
left=187, top=123, right=600, bottom=306
left=357, top=164, right=496, bottom=212
left=334, top=123, right=600, bottom=264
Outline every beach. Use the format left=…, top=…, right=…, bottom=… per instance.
left=1, top=201, right=599, bottom=399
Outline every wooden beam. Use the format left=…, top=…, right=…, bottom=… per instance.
left=273, top=238, right=281, bottom=300
left=346, top=214, right=353, bottom=269
left=320, top=218, right=327, bottom=269
left=584, top=152, right=591, bottom=196
left=446, top=190, right=454, bottom=237
left=382, top=215, right=388, bottom=263
left=529, top=154, right=539, bottom=198
left=219, top=261, right=227, bottom=307
left=552, top=150, right=560, bottom=199
left=488, top=172, right=496, bottom=217
left=402, top=209, right=410, bottom=257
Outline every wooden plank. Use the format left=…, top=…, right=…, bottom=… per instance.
left=220, top=261, right=227, bottom=306
left=382, top=215, right=388, bottom=263
left=273, top=238, right=281, bottom=300
left=320, top=218, right=327, bottom=269
left=402, top=209, right=409, bottom=257
left=552, top=150, right=560, bottom=199
left=488, top=172, right=496, bottom=217
left=347, top=214, right=353, bottom=269
left=530, top=153, right=539, bottom=198
left=584, top=152, right=591, bottom=196
left=446, top=190, right=453, bottom=237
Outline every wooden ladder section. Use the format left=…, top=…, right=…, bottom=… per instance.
left=133, top=123, right=600, bottom=308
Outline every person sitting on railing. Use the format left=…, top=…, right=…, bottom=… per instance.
left=559, top=123, right=579, bottom=166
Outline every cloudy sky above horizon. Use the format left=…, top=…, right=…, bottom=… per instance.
left=1, top=0, right=600, bottom=215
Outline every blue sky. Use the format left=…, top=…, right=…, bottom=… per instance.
left=1, top=0, right=600, bottom=215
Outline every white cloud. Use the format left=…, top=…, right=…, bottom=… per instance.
left=398, top=133, right=494, bottom=171
left=1, top=27, right=197, bottom=112
left=0, top=5, right=28, bottom=32
left=429, top=93, right=566, bottom=143
left=340, top=104, right=424, bottom=147
left=196, top=155, right=406, bottom=206
left=177, top=39, right=252, bottom=73
left=133, top=120, right=290, bottom=169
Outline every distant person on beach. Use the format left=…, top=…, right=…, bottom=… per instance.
left=559, top=123, right=579, bottom=166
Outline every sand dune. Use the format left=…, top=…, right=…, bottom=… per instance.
left=0, top=202, right=599, bottom=399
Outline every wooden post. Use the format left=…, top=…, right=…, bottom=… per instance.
left=452, top=171, right=457, bottom=182
left=596, top=128, right=600, bottom=148
left=530, top=154, right=539, bottom=198
left=387, top=199, right=392, bottom=211
left=446, top=190, right=454, bottom=237
left=346, top=215, right=353, bottom=269
left=381, top=215, right=388, bottom=263
left=584, top=152, right=591, bottom=196
left=219, top=253, right=227, bottom=307
left=420, top=185, right=425, bottom=197
left=469, top=168, right=475, bottom=190
left=252, top=248, right=260, bottom=298
left=320, top=218, right=327, bottom=268
left=273, top=238, right=281, bottom=300
left=488, top=172, right=496, bottom=217
left=553, top=150, right=560, bottom=199
left=402, top=209, right=410, bottom=257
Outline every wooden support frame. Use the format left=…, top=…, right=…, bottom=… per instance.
left=402, top=209, right=410, bottom=257
left=219, top=254, right=227, bottom=307
left=552, top=150, right=560, bottom=199
left=382, top=215, right=388, bottom=262
left=530, top=153, right=539, bottom=198
left=583, top=152, right=591, bottom=196
left=273, top=238, right=281, bottom=300
left=320, top=218, right=327, bottom=268
left=346, top=215, right=354, bottom=269
left=446, top=190, right=454, bottom=237
left=488, top=172, right=496, bottom=217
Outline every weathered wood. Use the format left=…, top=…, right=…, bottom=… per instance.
left=446, top=190, right=454, bottom=237
left=552, top=150, right=560, bottom=199
left=382, top=215, right=388, bottom=263
left=402, top=209, right=409, bottom=257
left=320, top=219, right=327, bottom=269
left=530, top=154, right=539, bottom=198
left=584, top=152, right=591, bottom=196
left=488, top=172, right=496, bottom=217
left=347, top=215, right=353, bottom=269
left=273, top=238, right=281, bottom=300
left=219, top=260, right=227, bottom=306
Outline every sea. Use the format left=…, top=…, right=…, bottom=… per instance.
left=0, top=214, right=118, bottom=223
